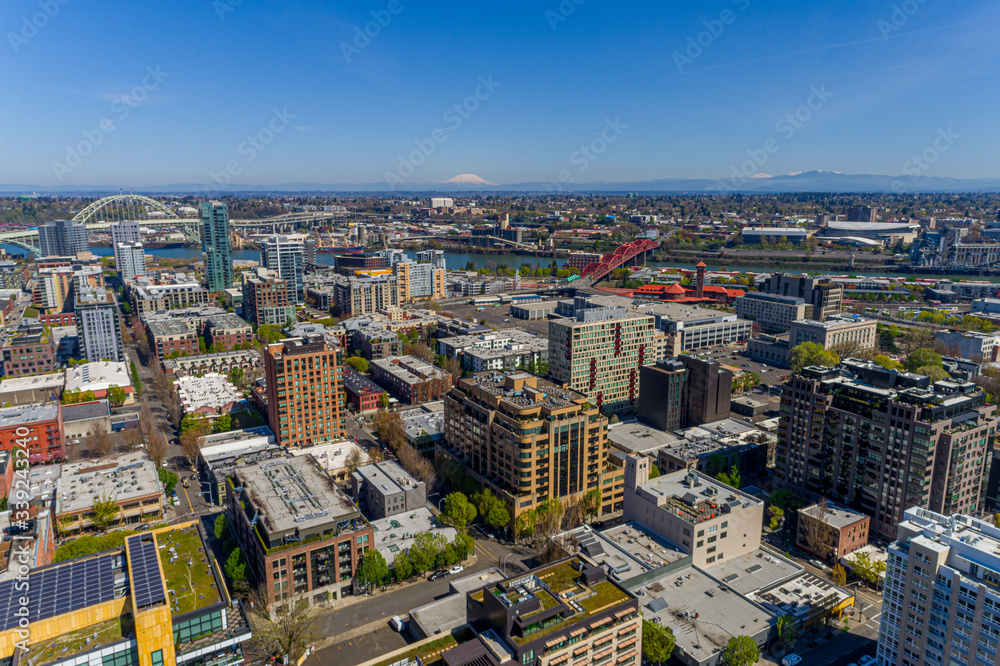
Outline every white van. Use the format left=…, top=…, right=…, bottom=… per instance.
left=389, top=616, right=405, bottom=632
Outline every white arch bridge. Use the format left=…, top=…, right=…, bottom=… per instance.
left=0, top=195, right=364, bottom=255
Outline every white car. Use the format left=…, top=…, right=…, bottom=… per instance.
left=782, top=655, right=802, bottom=666
left=449, top=565, right=464, bottom=575
left=161, top=460, right=169, bottom=468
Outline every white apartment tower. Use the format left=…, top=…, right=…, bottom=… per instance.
left=111, top=221, right=142, bottom=269
left=115, top=241, right=146, bottom=283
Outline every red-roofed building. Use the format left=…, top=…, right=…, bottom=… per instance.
left=631, top=282, right=744, bottom=305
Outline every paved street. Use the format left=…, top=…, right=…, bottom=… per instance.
left=311, top=537, right=534, bottom=665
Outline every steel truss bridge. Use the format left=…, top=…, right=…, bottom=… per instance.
left=580, top=238, right=660, bottom=285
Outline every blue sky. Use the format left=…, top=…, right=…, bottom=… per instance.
left=1, top=0, right=998, bottom=186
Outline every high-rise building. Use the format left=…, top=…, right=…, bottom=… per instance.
left=75, top=286, right=126, bottom=362
left=332, top=274, right=400, bottom=316
left=441, top=371, right=618, bottom=520
left=548, top=301, right=661, bottom=414
left=775, top=360, right=997, bottom=540
left=761, top=273, right=843, bottom=321
left=201, top=201, right=232, bottom=292
left=37, top=219, right=89, bottom=257
left=110, top=220, right=141, bottom=268
left=415, top=249, right=446, bottom=269
left=638, top=356, right=733, bottom=431
left=847, top=205, right=877, bottom=223
left=878, top=507, right=1000, bottom=666
left=242, top=267, right=296, bottom=327
left=261, top=234, right=307, bottom=304
left=734, top=292, right=808, bottom=333
left=115, top=241, right=146, bottom=283
left=264, top=335, right=346, bottom=448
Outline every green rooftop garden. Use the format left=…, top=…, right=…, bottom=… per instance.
left=157, top=526, right=222, bottom=615
left=30, top=615, right=132, bottom=664
left=372, top=627, right=474, bottom=666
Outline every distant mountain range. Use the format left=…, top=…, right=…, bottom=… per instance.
left=3, top=171, right=999, bottom=195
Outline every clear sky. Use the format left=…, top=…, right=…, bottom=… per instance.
left=2, top=0, right=998, bottom=187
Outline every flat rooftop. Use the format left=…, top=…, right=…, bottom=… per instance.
left=354, top=460, right=421, bottom=494
left=461, top=370, right=586, bottom=411
left=608, top=423, right=683, bottom=455
left=155, top=523, right=223, bottom=615
left=600, top=523, right=690, bottom=570
left=800, top=502, right=869, bottom=529
left=0, top=401, right=59, bottom=428
left=57, top=452, right=161, bottom=515
left=750, top=571, right=852, bottom=622
left=701, top=547, right=803, bottom=595
left=370, top=507, right=457, bottom=563
left=0, top=372, right=65, bottom=394
left=146, top=319, right=193, bottom=337
left=64, top=361, right=131, bottom=392
left=372, top=355, right=450, bottom=385
left=410, top=569, right=505, bottom=637
left=291, top=440, right=368, bottom=472
left=236, top=456, right=361, bottom=536
left=635, top=566, right=774, bottom=665
left=175, top=373, right=243, bottom=413
left=638, top=470, right=762, bottom=525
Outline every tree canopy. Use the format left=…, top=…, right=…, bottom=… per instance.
left=722, top=635, right=760, bottom=666
left=442, top=492, right=477, bottom=533
left=907, top=349, right=942, bottom=372
left=789, top=342, right=840, bottom=371
left=642, top=619, right=676, bottom=666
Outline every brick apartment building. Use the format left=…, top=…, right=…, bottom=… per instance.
left=226, top=456, right=373, bottom=606
left=264, top=336, right=347, bottom=448
left=2, top=324, right=56, bottom=378
left=242, top=267, right=296, bottom=327
left=146, top=319, right=199, bottom=358
left=0, top=402, right=64, bottom=461
left=343, top=368, right=384, bottom=412
left=796, top=501, right=870, bottom=561
left=370, top=355, right=451, bottom=404
left=205, top=313, right=252, bottom=351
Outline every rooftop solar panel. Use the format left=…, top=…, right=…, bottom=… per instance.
left=128, top=534, right=166, bottom=609
left=0, top=552, right=118, bottom=632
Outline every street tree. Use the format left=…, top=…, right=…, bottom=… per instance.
left=581, top=488, right=602, bottom=524
left=90, top=493, right=121, bottom=532
left=107, top=384, right=127, bottom=408
left=515, top=509, right=536, bottom=542
left=88, top=423, right=115, bottom=458
left=245, top=585, right=318, bottom=665
left=344, top=447, right=365, bottom=476
left=358, top=551, right=389, bottom=590
left=146, top=431, right=168, bottom=467
left=442, top=492, right=477, bottom=533
left=777, top=615, right=797, bottom=652
left=642, top=619, right=675, bottom=666
left=832, top=563, right=847, bottom=587
left=722, top=635, right=760, bottom=666
left=393, top=552, right=413, bottom=581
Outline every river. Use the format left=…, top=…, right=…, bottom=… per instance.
left=3, top=244, right=996, bottom=283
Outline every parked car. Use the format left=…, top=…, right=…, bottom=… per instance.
left=449, top=565, right=464, bottom=575
left=782, top=655, right=802, bottom=666
left=161, top=460, right=169, bottom=468
left=428, top=570, right=448, bottom=581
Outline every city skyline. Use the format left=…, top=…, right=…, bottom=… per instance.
left=2, top=0, right=998, bottom=188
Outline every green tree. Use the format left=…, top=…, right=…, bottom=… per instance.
left=213, top=414, right=233, bottom=433
left=515, top=509, right=537, bottom=541
left=225, top=548, right=246, bottom=585
left=180, top=413, right=208, bottom=434
left=789, top=342, right=840, bottom=372
left=358, top=550, right=389, bottom=590
left=378, top=392, right=389, bottom=409
left=873, top=355, right=903, bottom=371
left=768, top=489, right=802, bottom=512
left=907, top=348, right=942, bottom=372
left=722, top=635, right=760, bottom=666
left=768, top=505, right=785, bottom=531
left=158, top=468, right=178, bottom=494
left=642, top=619, right=676, bottom=666
left=90, top=493, right=121, bottom=532
left=442, top=492, right=477, bottom=533
left=344, top=355, right=370, bottom=373
left=214, top=513, right=229, bottom=541
left=716, top=464, right=741, bottom=489
left=582, top=488, right=603, bottom=524
left=409, top=532, right=441, bottom=574
left=107, top=384, right=127, bottom=408
left=130, top=361, right=143, bottom=397
left=916, top=365, right=950, bottom=382
left=649, top=463, right=661, bottom=479
left=852, top=550, right=886, bottom=591
left=777, top=615, right=797, bottom=652
left=228, top=367, right=244, bottom=389
left=832, top=563, right=847, bottom=587
left=394, top=552, right=413, bottom=581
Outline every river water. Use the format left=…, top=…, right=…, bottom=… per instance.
left=3, top=244, right=994, bottom=283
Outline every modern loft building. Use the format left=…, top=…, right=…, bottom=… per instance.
left=115, top=241, right=147, bottom=283
left=264, top=335, right=347, bottom=448
left=37, top=219, right=89, bottom=257
left=878, top=507, right=1000, bottom=666
left=775, top=360, right=997, bottom=540
left=637, top=356, right=732, bottom=431
left=76, top=286, right=126, bottom=362
left=0, top=523, right=252, bottom=666
left=440, top=371, right=620, bottom=521
left=760, top=273, right=844, bottom=321
left=261, top=234, right=307, bottom=304
left=201, top=200, right=232, bottom=292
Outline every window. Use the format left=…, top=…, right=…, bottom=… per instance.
left=151, top=651, right=163, bottom=666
